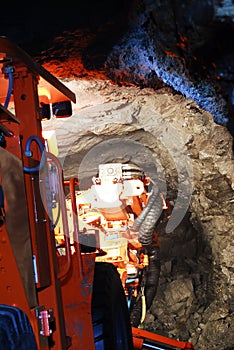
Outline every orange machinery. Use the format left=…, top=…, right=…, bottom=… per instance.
left=0, top=36, right=194, bottom=350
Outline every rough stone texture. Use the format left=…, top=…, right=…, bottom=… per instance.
left=2, top=0, right=233, bottom=129
left=105, top=0, right=234, bottom=127
left=1, top=0, right=234, bottom=348
left=43, top=78, right=234, bottom=349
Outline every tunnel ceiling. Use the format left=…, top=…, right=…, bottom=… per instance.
left=1, top=0, right=234, bottom=147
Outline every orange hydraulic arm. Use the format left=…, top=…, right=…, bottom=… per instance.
left=132, top=327, right=194, bottom=350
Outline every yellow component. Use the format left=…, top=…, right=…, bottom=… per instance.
left=42, top=129, right=59, bottom=156
left=142, top=253, right=149, bottom=266
left=140, top=292, right=146, bottom=324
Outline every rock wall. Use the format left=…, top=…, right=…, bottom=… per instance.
left=43, top=78, right=234, bottom=349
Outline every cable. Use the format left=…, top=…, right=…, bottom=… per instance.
left=4, top=66, right=14, bottom=109
left=23, top=135, right=45, bottom=173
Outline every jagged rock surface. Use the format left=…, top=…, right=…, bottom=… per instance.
left=43, top=78, right=234, bottom=350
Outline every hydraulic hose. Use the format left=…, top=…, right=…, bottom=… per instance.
left=134, top=186, right=160, bottom=231
left=23, top=135, right=45, bottom=173
left=144, top=245, right=161, bottom=310
left=135, top=186, right=163, bottom=245
left=130, top=245, right=161, bottom=327
left=4, top=66, right=14, bottom=109
left=131, top=186, right=162, bottom=326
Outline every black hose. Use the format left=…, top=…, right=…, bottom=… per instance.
left=134, top=186, right=160, bottom=231
left=144, top=245, right=161, bottom=309
left=130, top=186, right=163, bottom=325
left=130, top=245, right=161, bottom=327
left=137, top=188, right=163, bottom=246
left=130, top=295, right=142, bottom=327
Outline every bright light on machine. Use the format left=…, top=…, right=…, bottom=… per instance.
left=42, top=129, right=58, bottom=156
left=37, top=86, right=51, bottom=104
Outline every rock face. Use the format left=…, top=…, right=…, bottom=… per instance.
left=2, top=0, right=233, bottom=130
left=105, top=0, right=234, bottom=127
left=43, top=78, right=234, bottom=350
left=1, top=0, right=233, bottom=348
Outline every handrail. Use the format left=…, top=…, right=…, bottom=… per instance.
left=64, top=178, right=83, bottom=277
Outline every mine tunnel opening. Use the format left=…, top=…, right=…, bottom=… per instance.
left=58, top=130, right=217, bottom=343
left=41, top=72, right=234, bottom=349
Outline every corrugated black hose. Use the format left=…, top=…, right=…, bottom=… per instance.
left=144, top=245, right=161, bottom=310
left=130, top=186, right=163, bottom=326
left=135, top=186, right=163, bottom=245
